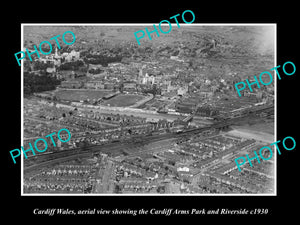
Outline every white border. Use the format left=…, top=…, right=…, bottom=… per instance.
left=21, top=23, right=277, bottom=196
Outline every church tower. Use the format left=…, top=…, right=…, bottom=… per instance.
left=55, top=46, right=58, bottom=57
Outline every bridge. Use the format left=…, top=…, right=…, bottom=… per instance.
left=183, top=113, right=194, bottom=123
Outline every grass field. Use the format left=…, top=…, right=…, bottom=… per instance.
left=102, top=94, right=145, bottom=107
left=55, top=89, right=114, bottom=102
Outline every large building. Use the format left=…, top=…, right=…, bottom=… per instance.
left=175, top=101, right=197, bottom=114
left=85, top=80, right=105, bottom=89
left=60, top=80, right=83, bottom=89
left=123, top=82, right=137, bottom=91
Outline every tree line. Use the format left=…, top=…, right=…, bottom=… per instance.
left=24, top=72, right=61, bottom=96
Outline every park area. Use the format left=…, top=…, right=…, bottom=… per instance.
left=55, top=90, right=147, bottom=107
left=55, top=89, right=114, bottom=102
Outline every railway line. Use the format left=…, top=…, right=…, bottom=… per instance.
left=24, top=104, right=274, bottom=173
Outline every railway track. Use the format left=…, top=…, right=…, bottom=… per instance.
left=24, top=105, right=274, bottom=172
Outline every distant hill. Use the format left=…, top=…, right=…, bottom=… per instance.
left=23, top=25, right=275, bottom=79
left=23, top=25, right=274, bottom=56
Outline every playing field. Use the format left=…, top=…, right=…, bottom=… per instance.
left=102, top=94, right=146, bottom=107
left=55, top=89, right=114, bottom=102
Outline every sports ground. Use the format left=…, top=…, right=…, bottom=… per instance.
left=55, top=89, right=146, bottom=107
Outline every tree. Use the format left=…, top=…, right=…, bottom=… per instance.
left=58, top=60, right=84, bottom=70
left=24, top=72, right=61, bottom=96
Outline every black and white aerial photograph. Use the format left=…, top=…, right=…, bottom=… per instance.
left=22, top=24, right=276, bottom=195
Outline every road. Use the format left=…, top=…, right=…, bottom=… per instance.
left=94, top=159, right=114, bottom=193
left=73, top=115, right=119, bottom=127
left=227, top=128, right=274, bottom=143
left=77, top=106, right=185, bottom=122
